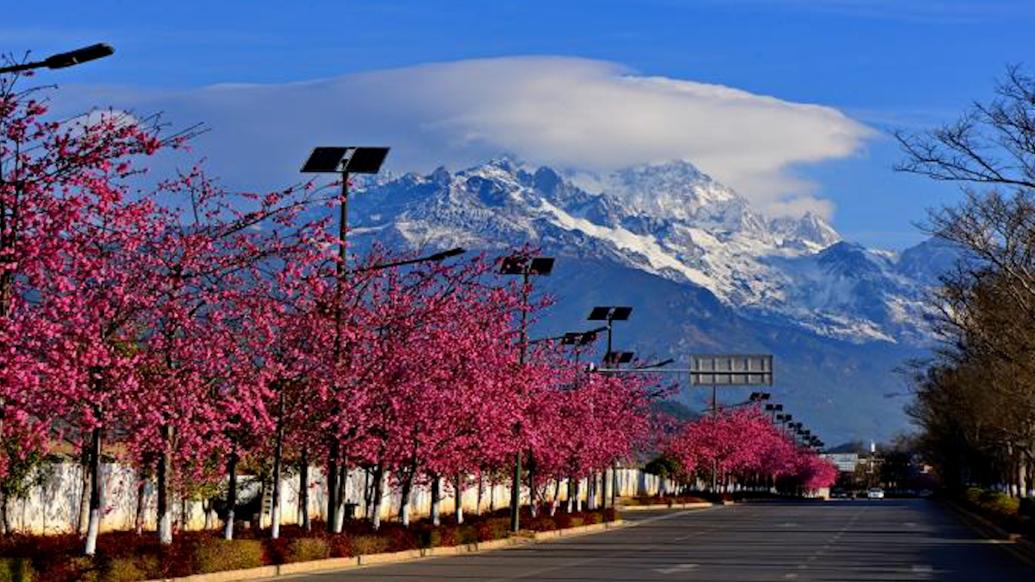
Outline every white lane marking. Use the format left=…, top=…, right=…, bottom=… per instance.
left=912, top=564, right=933, bottom=573
left=783, top=574, right=798, bottom=579
left=655, top=564, right=698, bottom=574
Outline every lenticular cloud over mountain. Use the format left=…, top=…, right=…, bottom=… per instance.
left=91, top=56, right=872, bottom=218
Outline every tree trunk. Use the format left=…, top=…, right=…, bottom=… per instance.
left=431, top=474, right=442, bottom=526
left=586, top=473, right=596, bottom=511
left=157, top=425, right=173, bottom=545
left=550, top=479, right=561, bottom=516
left=371, top=465, right=384, bottom=530
left=84, top=427, right=102, bottom=556
left=179, top=496, right=187, bottom=532
left=333, top=464, right=348, bottom=533
left=77, top=449, right=91, bottom=534
left=203, top=498, right=213, bottom=530
left=476, top=471, right=484, bottom=516
left=527, top=463, right=538, bottom=518
left=325, top=440, right=339, bottom=533
left=399, top=471, right=414, bottom=527
left=135, top=478, right=146, bottom=535
left=366, top=463, right=378, bottom=517
left=574, top=478, right=582, bottom=512
left=270, top=392, right=285, bottom=539
left=454, top=474, right=464, bottom=524
left=299, top=449, right=310, bottom=532
left=224, top=449, right=238, bottom=540
left=567, top=477, right=574, bottom=513
left=1, top=493, right=10, bottom=536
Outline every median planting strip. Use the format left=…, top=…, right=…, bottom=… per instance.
left=140, top=521, right=627, bottom=582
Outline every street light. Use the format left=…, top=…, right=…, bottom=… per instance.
left=300, top=145, right=389, bottom=533
left=587, top=306, right=632, bottom=358
left=0, top=43, right=115, bottom=74
left=592, top=306, right=629, bottom=509
left=499, top=252, right=554, bottom=533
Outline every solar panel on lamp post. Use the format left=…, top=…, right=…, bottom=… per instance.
left=301, top=146, right=389, bottom=534
left=498, top=252, right=554, bottom=533
left=560, top=327, right=605, bottom=384
left=588, top=306, right=632, bottom=361
left=0, top=43, right=115, bottom=74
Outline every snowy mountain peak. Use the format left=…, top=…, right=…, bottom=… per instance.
left=770, top=211, right=841, bottom=250
left=605, top=159, right=741, bottom=221
left=345, top=157, right=932, bottom=346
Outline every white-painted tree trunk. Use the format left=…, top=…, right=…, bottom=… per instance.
left=587, top=474, right=597, bottom=511
left=372, top=468, right=384, bottom=530
left=431, top=476, right=441, bottom=526
left=157, top=426, right=173, bottom=545
left=476, top=472, right=484, bottom=517
left=84, top=427, right=103, bottom=556
left=454, top=474, right=464, bottom=524
left=224, top=450, right=238, bottom=540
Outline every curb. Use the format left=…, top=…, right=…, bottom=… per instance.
left=942, top=499, right=1035, bottom=568
left=618, top=502, right=714, bottom=511
left=145, top=520, right=624, bottom=582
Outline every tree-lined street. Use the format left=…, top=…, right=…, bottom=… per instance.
left=292, top=501, right=1032, bottom=581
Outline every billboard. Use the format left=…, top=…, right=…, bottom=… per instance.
left=689, top=354, right=773, bottom=386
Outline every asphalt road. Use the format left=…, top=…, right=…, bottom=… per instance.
left=286, top=500, right=1033, bottom=581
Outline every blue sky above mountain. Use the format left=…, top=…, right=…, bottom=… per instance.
left=8, top=0, right=1035, bottom=248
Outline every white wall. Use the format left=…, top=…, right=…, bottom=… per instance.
left=6, top=463, right=674, bottom=534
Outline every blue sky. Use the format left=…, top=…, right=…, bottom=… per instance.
left=5, top=0, right=1035, bottom=248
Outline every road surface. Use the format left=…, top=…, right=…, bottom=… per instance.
left=285, top=499, right=1033, bottom=581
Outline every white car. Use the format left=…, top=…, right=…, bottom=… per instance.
left=867, top=487, right=885, bottom=499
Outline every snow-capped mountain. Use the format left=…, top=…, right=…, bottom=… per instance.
left=349, top=157, right=933, bottom=346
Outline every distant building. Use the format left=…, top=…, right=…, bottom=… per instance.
left=822, top=453, right=860, bottom=473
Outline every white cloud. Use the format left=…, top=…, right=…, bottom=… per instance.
left=71, top=56, right=872, bottom=218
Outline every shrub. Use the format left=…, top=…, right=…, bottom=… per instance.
left=193, top=539, right=264, bottom=574
left=582, top=512, right=602, bottom=525
left=456, top=525, right=478, bottom=545
left=284, top=538, right=330, bottom=563
left=379, top=525, right=420, bottom=552
left=984, top=493, right=1020, bottom=517
left=526, top=516, right=557, bottom=532
left=602, top=507, right=619, bottom=522
left=476, top=518, right=510, bottom=542
left=568, top=517, right=584, bottom=528
left=964, top=487, right=983, bottom=505
left=351, top=535, right=390, bottom=556
left=423, top=525, right=457, bottom=548
left=99, top=556, right=160, bottom=582
left=326, top=534, right=354, bottom=558
left=0, top=559, right=33, bottom=582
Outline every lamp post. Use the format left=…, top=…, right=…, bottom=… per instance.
left=301, top=146, right=389, bottom=533
left=587, top=306, right=632, bottom=510
left=499, top=253, right=554, bottom=533
left=0, top=43, right=115, bottom=74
